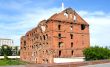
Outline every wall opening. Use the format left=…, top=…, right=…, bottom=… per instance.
left=70, top=34, right=73, bottom=39
left=58, top=42, right=63, bottom=48
left=46, top=34, right=48, bottom=39
left=24, top=41, right=26, bottom=46
left=59, top=50, right=61, bottom=57
left=58, top=33, right=61, bottom=39
left=74, top=15, right=76, bottom=22
left=46, top=59, right=48, bottom=63
left=43, top=35, right=45, bottom=40
left=58, top=25, right=61, bottom=30
left=70, top=26, right=73, bottom=30
left=71, top=42, right=73, bottom=47
left=81, top=24, right=85, bottom=30
left=71, top=50, right=74, bottom=55
left=64, top=13, right=68, bottom=18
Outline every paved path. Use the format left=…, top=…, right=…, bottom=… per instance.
left=80, top=63, right=110, bottom=67
left=0, top=63, right=110, bottom=67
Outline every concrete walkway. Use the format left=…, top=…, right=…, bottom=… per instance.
left=0, top=63, right=110, bottom=67
left=80, top=63, right=110, bottom=67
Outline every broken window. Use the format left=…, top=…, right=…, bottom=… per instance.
left=71, top=42, right=73, bottom=47
left=81, top=24, right=85, bottom=30
left=58, top=42, right=63, bottom=48
left=46, top=34, right=48, bottom=39
left=58, top=25, right=61, bottom=30
left=74, top=15, right=76, bottom=22
left=24, top=41, right=26, bottom=46
left=46, top=59, right=48, bottom=63
left=70, top=34, right=73, bottom=39
left=71, top=50, right=74, bottom=55
left=59, top=50, right=61, bottom=57
left=64, top=12, right=68, bottom=18
left=43, top=35, right=45, bottom=40
left=70, top=26, right=73, bottom=30
left=58, top=33, right=61, bottom=39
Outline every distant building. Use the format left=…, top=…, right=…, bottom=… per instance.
left=11, top=46, right=20, bottom=56
left=0, top=38, right=14, bottom=46
left=0, top=38, right=20, bottom=56
left=20, top=8, right=90, bottom=64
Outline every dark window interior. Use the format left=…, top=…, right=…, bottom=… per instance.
left=58, top=25, right=61, bottom=30
left=58, top=33, right=61, bottom=39
left=70, top=34, right=73, bottom=39
left=81, top=24, right=85, bottom=30
left=58, top=42, right=62, bottom=48
left=59, top=50, right=61, bottom=57
left=43, top=35, right=45, bottom=40
left=71, top=42, right=73, bottom=47
left=71, top=50, right=74, bottom=55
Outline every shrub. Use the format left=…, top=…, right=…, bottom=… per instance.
left=83, top=46, right=110, bottom=61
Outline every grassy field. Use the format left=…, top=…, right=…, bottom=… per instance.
left=0, top=59, right=28, bottom=66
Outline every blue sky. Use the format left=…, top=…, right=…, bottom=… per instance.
left=0, top=0, right=110, bottom=47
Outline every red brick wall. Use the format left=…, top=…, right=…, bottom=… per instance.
left=20, top=8, right=90, bottom=63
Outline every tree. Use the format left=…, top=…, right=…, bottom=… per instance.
left=0, top=46, right=2, bottom=56
left=1, top=45, right=12, bottom=56
left=83, top=46, right=110, bottom=61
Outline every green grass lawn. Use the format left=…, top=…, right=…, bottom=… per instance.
left=0, top=59, right=28, bottom=66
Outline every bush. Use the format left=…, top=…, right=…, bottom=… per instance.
left=83, top=46, right=110, bottom=61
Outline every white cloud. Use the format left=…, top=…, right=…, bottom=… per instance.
left=78, top=11, right=110, bottom=47
left=0, top=7, right=61, bottom=45
left=0, top=7, right=110, bottom=47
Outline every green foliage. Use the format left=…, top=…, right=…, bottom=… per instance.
left=1, top=45, right=12, bottom=56
left=83, top=46, right=110, bottom=61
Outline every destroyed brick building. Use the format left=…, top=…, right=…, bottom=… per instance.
left=20, top=8, right=90, bottom=64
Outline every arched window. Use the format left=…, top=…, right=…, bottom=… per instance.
left=58, top=25, right=61, bottom=30
left=58, top=33, right=61, bottom=39
left=70, top=34, right=73, bottom=39
left=71, top=42, right=73, bottom=47
left=71, top=50, right=74, bottom=55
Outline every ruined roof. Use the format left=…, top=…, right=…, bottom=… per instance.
left=48, top=8, right=89, bottom=25
left=25, top=8, right=89, bottom=36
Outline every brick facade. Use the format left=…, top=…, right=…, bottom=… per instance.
left=20, top=8, right=90, bottom=64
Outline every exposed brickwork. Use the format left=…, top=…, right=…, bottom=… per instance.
left=20, top=8, right=90, bottom=64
